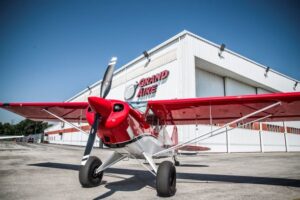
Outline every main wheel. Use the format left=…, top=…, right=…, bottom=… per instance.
left=156, top=161, right=177, bottom=197
left=79, top=156, right=103, bottom=187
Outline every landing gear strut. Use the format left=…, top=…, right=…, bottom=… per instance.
left=79, top=156, right=103, bottom=187
left=156, top=161, right=177, bottom=197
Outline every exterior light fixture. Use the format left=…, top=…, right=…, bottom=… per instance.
left=218, top=44, right=226, bottom=58
left=87, top=86, right=92, bottom=94
left=294, top=81, right=298, bottom=90
left=264, top=67, right=270, bottom=77
left=143, top=51, right=151, bottom=62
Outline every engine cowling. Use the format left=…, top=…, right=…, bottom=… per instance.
left=86, top=97, right=131, bottom=144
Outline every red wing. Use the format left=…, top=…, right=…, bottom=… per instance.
left=0, top=102, right=89, bottom=122
left=146, top=92, right=300, bottom=125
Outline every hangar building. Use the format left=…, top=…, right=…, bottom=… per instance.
left=45, top=30, right=300, bottom=152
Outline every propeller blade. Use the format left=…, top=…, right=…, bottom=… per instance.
left=100, top=57, right=117, bottom=98
left=81, top=113, right=101, bottom=165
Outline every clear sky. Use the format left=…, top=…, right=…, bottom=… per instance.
left=0, top=0, right=300, bottom=123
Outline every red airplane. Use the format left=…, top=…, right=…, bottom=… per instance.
left=1, top=57, right=300, bottom=197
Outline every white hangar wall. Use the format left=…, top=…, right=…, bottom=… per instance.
left=45, top=30, right=300, bottom=152
left=181, top=33, right=300, bottom=152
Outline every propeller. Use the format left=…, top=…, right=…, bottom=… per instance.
left=100, top=57, right=117, bottom=98
left=81, top=57, right=117, bottom=165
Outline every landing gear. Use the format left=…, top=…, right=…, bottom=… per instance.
left=79, top=156, right=103, bottom=187
left=156, top=161, right=177, bottom=197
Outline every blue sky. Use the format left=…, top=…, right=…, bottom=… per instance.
left=0, top=0, right=300, bottom=123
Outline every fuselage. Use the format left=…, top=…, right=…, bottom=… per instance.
left=86, top=97, right=170, bottom=158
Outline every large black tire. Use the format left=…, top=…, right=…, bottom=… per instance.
left=156, top=161, right=177, bottom=197
left=79, top=156, right=103, bottom=187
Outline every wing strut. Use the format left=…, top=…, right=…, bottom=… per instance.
left=153, top=101, right=281, bottom=157
left=181, top=114, right=272, bottom=151
left=195, top=114, right=272, bottom=144
left=42, top=109, right=89, bottom=135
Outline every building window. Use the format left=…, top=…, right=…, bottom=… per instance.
left=288, top=127, right=300, bottom=134
left=266, top=124, right=281, bottom=133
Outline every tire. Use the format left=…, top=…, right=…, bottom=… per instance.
left=79, top=156, right=103, bottom=187
left=156, top=161, right=177, bottom=197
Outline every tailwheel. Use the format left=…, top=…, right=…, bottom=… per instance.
left=79, top=156, right=103, bottom=187
left=174, top=160, right=180, bottom=166
left=173, top=155, right=180, bottom=166
left=156, top=161, right=177, bottom=197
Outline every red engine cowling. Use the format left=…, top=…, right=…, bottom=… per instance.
left=85, top=97, right=132, bottom=144
left=86, top=106, right=95, bottom=126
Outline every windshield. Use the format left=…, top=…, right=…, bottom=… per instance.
left=128, top=101, right=148, bottom=114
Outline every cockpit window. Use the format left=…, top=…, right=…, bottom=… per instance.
left=128, top=101, right=148, bottom=114
left=128, top=101, right=159, bottom=125
left=145, top=108, right=159, bottom=125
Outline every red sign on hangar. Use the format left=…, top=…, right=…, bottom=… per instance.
left=124, top=70, right=169, bottom=100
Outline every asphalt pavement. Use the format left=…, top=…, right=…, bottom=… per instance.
left=0, top=142, right=300, bottom=200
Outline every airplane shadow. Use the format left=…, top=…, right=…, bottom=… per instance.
left=29, top=162, right=300, bottom=199
left=179, top=164, right=209, bottom=167
left=29, top=162, right=80, bottom=170
left=143, top=162, right=209, bottom=168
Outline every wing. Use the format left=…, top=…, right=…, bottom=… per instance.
left=0, top=102, right=89, bottom=122
left=146, top=92, right=300, bottom=125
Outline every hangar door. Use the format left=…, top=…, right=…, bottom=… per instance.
left=225, top=78, right=256, bottom=96
left=196, top=68, right=257, bottom=97
left=195, top=68, right=224, bottom=97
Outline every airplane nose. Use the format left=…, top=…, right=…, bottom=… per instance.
left=88, top=97, right=112, bottom=118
